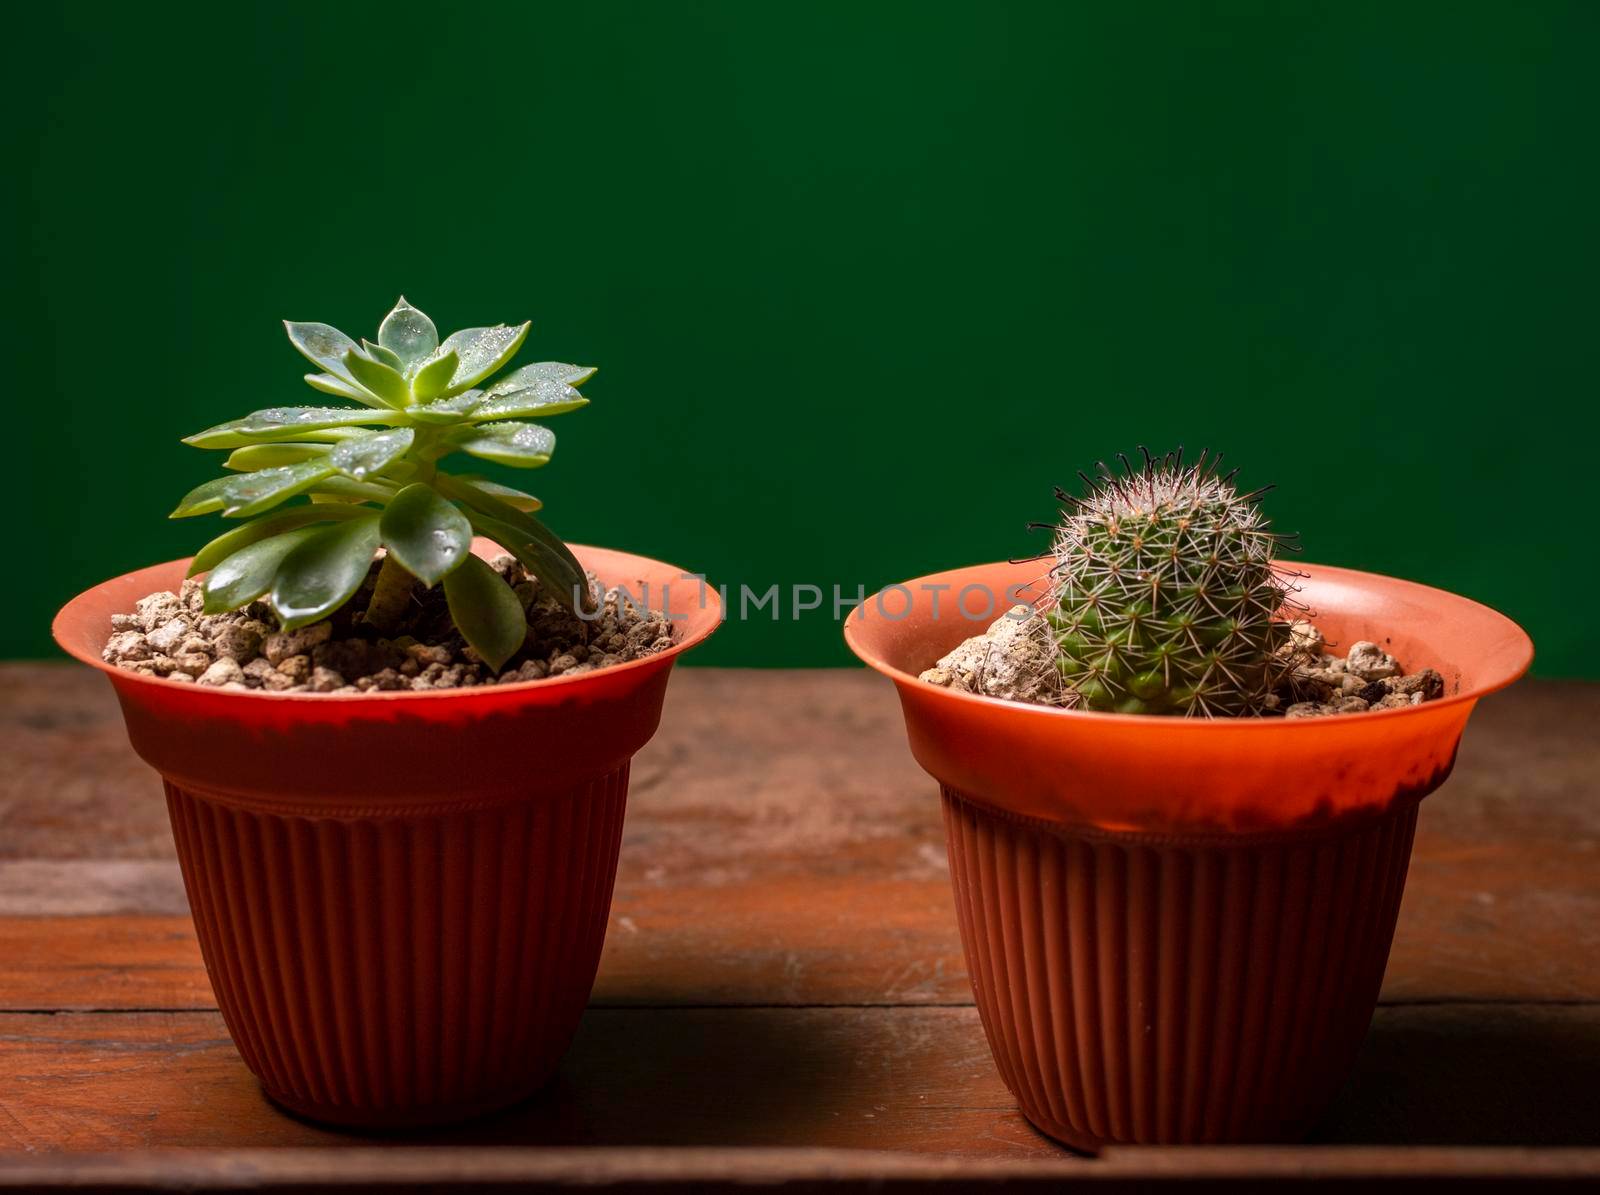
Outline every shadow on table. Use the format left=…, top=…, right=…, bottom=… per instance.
left=404, top=1002, right=1600, bottom=1150
left=445, top=1007, right=898, bottom=1149
left=1312, top=1003, right=1600, bottom=1145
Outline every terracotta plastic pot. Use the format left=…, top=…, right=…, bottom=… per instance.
left=53, top=541, right=720, bottom=1128
left=845, top=561, right=1530, bottom=1150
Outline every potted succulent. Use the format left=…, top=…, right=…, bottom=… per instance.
left=845, top=450, right=1531, bottom=1150
left=52, top=299, right=720, bottom=1127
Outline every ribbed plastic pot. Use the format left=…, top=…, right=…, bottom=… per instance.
left=53, top=541, right=721, bottom=1128
left=845, top=561, right=1530, bottom=1150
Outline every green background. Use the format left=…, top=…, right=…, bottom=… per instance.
left=8, top=1, right=1594, bottom=673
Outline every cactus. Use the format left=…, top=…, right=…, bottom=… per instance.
left=1047, top=449, right=1294, bottom=716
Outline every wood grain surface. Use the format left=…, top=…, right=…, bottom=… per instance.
left=0, top=665, right=1596, bottom=1183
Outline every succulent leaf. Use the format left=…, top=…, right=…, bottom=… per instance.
left=408, top=391, right=484, bottom=425
left=451, top=475, right=542, bottom=512
left=411, top=350, right=459, bottom=402
left=441, top=475, right=588, bottom=611
left=223, top=443, right=327, bottom=471
left=184, top=407, right=401, bottom=450
left=378, top=297, right=439, bottom=370
left=485, top=362, right=596, bottom=395
left=310, top=476, right=398, bottom=503
left=451, top=420, right=554, bottom=468
left=220, top=459, right=339, bottom=518
left=327, top=428, right=414, bottom=481
left=170, top=476, right=234, bottom=518
left=470, top=379, right=588, bottom=421
left=188, top=505, right=374, bottom=576
left=283, top=322, right=376, bottom=396
left=343, top=349, right=410, bottom=408
left=442, top=552, right=527, bottom=672
left=443, top=477, right=576, bottom=565
left=304, top=372, right=371, bottom=400
left=430, top=322, right=530, bottom=396
left=379, top=483, right=473, bottom=586
left=378, top=458, right=421, bottom=484
left=269, top=515, right=383, bottom=631
left=467, top=511, right=587, bottom=613
left=202, top=526, right=324, bottom=614
left=361, top=339, right=405, bottom=371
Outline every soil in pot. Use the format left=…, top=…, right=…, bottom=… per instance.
left=920, top=606, right=1447, bottom=718
left=102, top=554, right=676, bottom=693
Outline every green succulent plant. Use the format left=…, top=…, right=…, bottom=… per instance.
left=1047, top=449, right=1294, bottom=716
left=172, top=297, right=595, bottom=671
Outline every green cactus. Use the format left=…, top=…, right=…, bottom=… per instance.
left=1047, top=449, right=1293, bottom=716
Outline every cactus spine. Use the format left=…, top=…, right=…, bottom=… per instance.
left=1048, top=449, right=1292, bottom=716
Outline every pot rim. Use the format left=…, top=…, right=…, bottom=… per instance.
left=844, top=559, right=1532, bottom=730
left=52, top=540, right=722, bottom=704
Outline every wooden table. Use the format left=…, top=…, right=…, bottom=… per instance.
left=2, top=665, right=1597, bottom=1189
